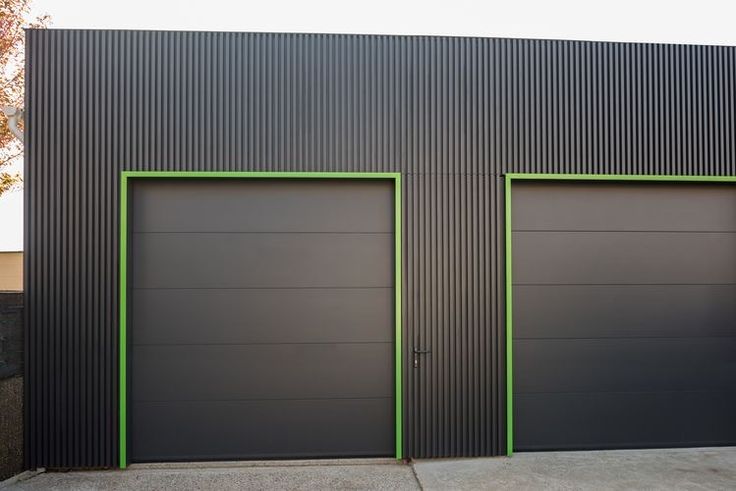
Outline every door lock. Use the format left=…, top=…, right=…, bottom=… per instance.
left=413, top=347, right=431, bottom=368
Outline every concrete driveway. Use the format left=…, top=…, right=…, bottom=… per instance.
left=5, top=447, right=735, bottom=490
left=413, top=447, right=736, bottom=490
left=3, top=460, right=419, bottom=491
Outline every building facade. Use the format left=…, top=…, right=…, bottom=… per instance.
left=25, top=30, right=736, bottom=468
left=0, top=252, right=23, bottom=292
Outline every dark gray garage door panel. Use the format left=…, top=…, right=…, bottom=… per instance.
left=516, top=391, right=736, bottom=450
left=131, top=288, right=392, bottom=345
left=132, top=399, right=394, bottom=461
left=515, top=337, right=736, bottom=393
left=514, top=284, right=736, bottom=339
left=132, top=233, right=392, bottom=289
left=513, top=182, right=736, bottom=231
left=512, top=181, right=736, bottom=451
left=132, top=344, right=393, bottom=401
left=132, top=179, right=393, bottom=233
left=513, top=231, right=736, bottom=285
left=129, top=179, right=394, bottom=461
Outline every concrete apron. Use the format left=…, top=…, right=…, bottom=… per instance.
left=5, top=448, right=736, bottom=490
left=4, top=458, right=420, bottom=491
left=413, top=447, right=736, bottom=491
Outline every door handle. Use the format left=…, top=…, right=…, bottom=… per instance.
left=413, top=347, right=431, bottom=368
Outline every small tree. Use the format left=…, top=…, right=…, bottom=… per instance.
left=0, top=0, right=48, bottom=196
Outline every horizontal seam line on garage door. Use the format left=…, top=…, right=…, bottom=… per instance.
left=514, top=335, right=736, bottom=340
left=512, top=229, right=736, bottom=233
left=131, top=286, right=393, bottom=290
left=132, top=342, right=393, bottom=346
left=513, top=283, right=736, bottom=286
left=515, top=389, right=736, bottom=395
left=132, top=396, right=393, bottom=403
left=131, top=231, right=393, bottom=235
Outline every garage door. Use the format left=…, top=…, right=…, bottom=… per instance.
left=128, top=178, right=395, bottom=462
left=512, top=181, right=736, bottom=450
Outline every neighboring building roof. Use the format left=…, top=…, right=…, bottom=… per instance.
left=0, top=251, right=23, bottom=291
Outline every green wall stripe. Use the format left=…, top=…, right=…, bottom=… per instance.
left=121, top=171, right=401, bottom=179
left=504, top=176, right=513, bottom=457
left=118, top=174, right=128, bottom=468
left=118, top=171, right=402, bottom=467
left=394, top=174, right=403, bottom=460
left=506, top=173, right=736, bottom=182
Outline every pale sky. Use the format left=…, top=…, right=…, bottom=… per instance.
left=1, top=0, right=736, bottom=250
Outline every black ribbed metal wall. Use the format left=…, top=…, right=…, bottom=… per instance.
left=24, top=29, right=736, bottom=468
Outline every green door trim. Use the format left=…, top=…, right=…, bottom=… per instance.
left=504, top=172, right=736, bottom=456
left=119, top=171, right=403, bottom=468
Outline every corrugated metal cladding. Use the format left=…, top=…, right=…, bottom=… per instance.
left=24, top=29, right=736, bottom=468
